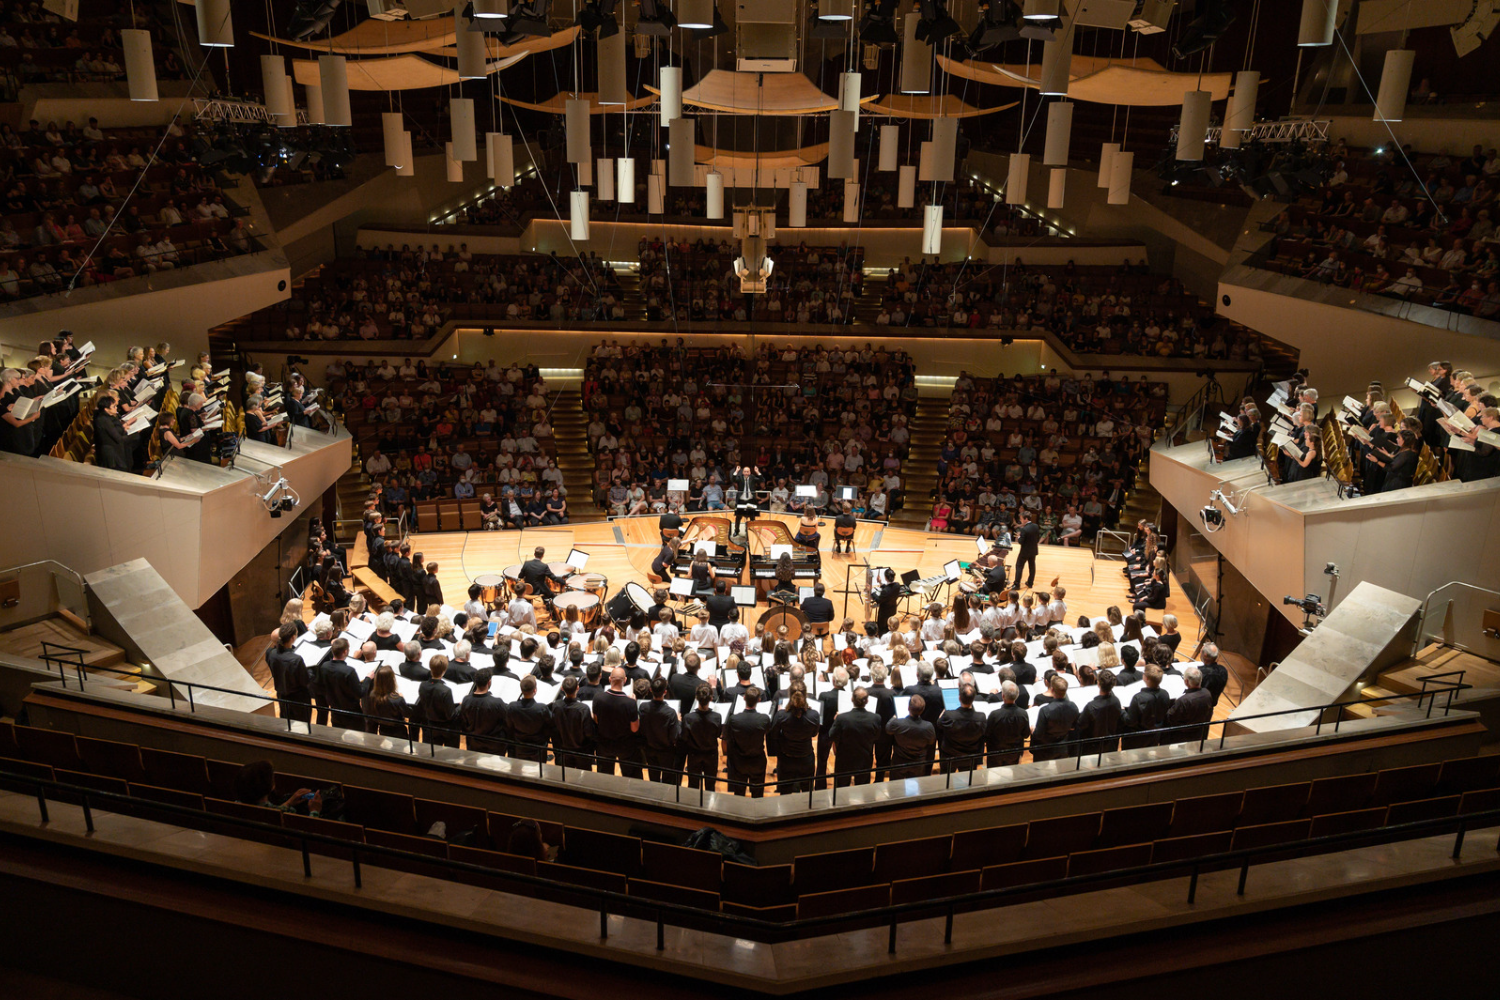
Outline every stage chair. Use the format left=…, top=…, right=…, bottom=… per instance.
left=562, top=826, right=642, bottom=876
left=1167, top=792, right=1245, bottom=838
left=413, top=797, right=488, bottom=844
left=1022, top=812, right=1102, bottom=860
left=54, top=769, right=129, bottom=797
left=1229, top=819, right=1312, bottom=852
left=640, top=840, right=723, bottom=892
left=139, top=747, right=212, bottom=796
left=449, top=844, right=538, bottom=877
left=341, top=784, right=417, bottom=834
left=538, top=861, right=628, bottom=894
left=1066, top=843, right=1153, bottom=878
left=13, top=725, right=82, bottom=772
left=76, top=735, right=147, bottom=784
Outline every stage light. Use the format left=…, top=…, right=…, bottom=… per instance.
left=859, top=0, right=900, bottom=44
left=1172, top=0, right=1234, bottom=59
left=969, top=0, right=1022, bottom=50
left=915, top=0, right=962, bottom=43
left=500, top=0, right=552, bottom=42
left=637, top=0, right=677, bottom=34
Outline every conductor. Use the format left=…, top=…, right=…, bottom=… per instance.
left=872, top=568, right=902, bottom=635
left=1014, top=511, right=1041, bottom=590
left=731, top=465, right=761, bottom=534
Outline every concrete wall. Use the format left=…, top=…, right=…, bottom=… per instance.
left=1320, top=114, right=1500, bottom=156
left=22, top=81, right=202, bottom=129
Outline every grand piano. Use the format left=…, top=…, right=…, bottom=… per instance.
left=675, top=515, right=746, bottom=581
left=746, top=519, right=820, bottom=599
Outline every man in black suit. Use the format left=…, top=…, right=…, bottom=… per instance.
left=984, top=681, right=1031, bottom=765
left=460, top=667, right=509, bottom=754
left=417, top=656, right=459, bottom=747
left=519, top=546, right=570, bottom=614
left=505, top=674, right=552, bottom=761
left=1167, top=666, right=1214, bottom=742
left=902, top=662, right=945, bottom=727
left=1013, top=510, right=1041, bottom=589
left=873, top=568, right=902, bottom=634
left=316, top=637, right=365, bottom=730
left=1029, top=674, right=1079, bottom=761
left=1121, top=663, right=1171, bottom=749
left=659, top=508, right=683, bottom=544
left=814, top=668, right=845, bottom=788
left=592, top=667, right=642, bottom=777
left=1008, top=640, right=1037, bottom=686
left=444, top=641, right=478, bottom=684
left=886, top=696, right=937, bottom=780
left=937, top=683, right=987, bottom=773
left=668, top=653, right=711, bottom=714
left=704, top=578, right=737, bottom=630
left=680, top=684, right=723, bottom=791
left=265, top=624, right=312, bottom=724
left=867, top=664, right=898, bottom=778
left=828, top=686, right=882, bottom=785
left=801, top=582, right=836, bottom=626
left=551, top=675, right=596, bottom=767
left=639, top=675, right=682, bottom=783
left=982, top=557, right=1008, bottom=596
left=396, top=640, right=429, bottom=682
left=722, top=685, right=772, bottom=796
left=1198, top=643, right=1228, bottom=708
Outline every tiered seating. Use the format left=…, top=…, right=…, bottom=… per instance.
left=635, top=241, right=865, bottom=324
left=0, top=2, right=187, bottom=89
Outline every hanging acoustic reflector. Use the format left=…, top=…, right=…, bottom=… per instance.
left=843, top=180, right=860, bottom=223
left=840, top=71, right=862, bottom=127
left=788, top=181, right=808, bottom=227
left=445, top=142, right=464, bottom=181
left=565, top=99, right=590, bottom=162
left=598, top=158, right=616, bottom=200
left=1039, top=39, right=1071, bottom=97
left=395, top=131, right=414, bottom=176
left=196, top=0, right=234, bottom=47
left=827, top=110, right=856, bottom=178
left=456, top=16, right=487, bottom=79
left=678, top=0, right=715, bottom=29
left=900, top=13, right=932, bottom=94
left=1176, top=90, right=1211, bottom=161
left=669, top=116, right=695, bottom=185
left=318, top=55, right=352, bottom=126
left=1107, top=149, right=1133, bottom=204
left=617, top=157, right=636, bottom=202
left=1220, top=70, right=1259, bottom=149
left=706, top=171, right=724, bottom=218
left=570, top=191, right=590, bottom=240
left=577, top=157, right=592, bottom=186
left=930, top=117, right=957, bottom=182
left=305, top=84, right=324, bottom=125
left=1374, top=49, right=1415, bottom=123
left=1042, top=101, right=1072, bottom=165
left=598, top=29, right=627, bottom=105
left=647, top=174, right=664, bottom=213
left=1097, top=141, right=1118, bottom=187
left=898, top=164, right=917, bottom=207
left=450, top=98, right=477, bottom=160
left=473, top=0, right=509, bottom=15
left=261, top=56, right=294, bottom=123
left=1297, top=0, right=1335, bottom=46
left=1005, top=153, right=1029, bottom=205
left=917, top=140, right=935, bottom=181
left=660, top=66, right=682, bottom=124
left=383, top=112, right=405, bottom=166
left=1048, top=167, right=1066, bottom=209
left=123, top=29, right=158, bottom=101
left=878, top=125, right=899, bottom=171
left=922, top=204, right=942, bottom=255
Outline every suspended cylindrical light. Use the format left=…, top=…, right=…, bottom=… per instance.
left=843, top=180, right=860, bottom=223
left=900, top=13, right=932, bottom=94
left=922, top=204, right=943, bottom=255
left=828, top=110, right=856, bottom=178
left=383, top=112, right=405, bottom=166
left=305, top=84, right=324, bottom=126
left=660, top=66, right=682, bottom=124
left=565, top=98, right=590, bottom=163
left=1042, top=101, right=1073, bottom=165
left=669, top=116, right=695, bottom=185
left=1097, top=141, right=1118, bottom=187
left=647, top=173, right=665, bottom=213
left=456, top=16, right=487, bottom=79
left=1005, top=153, right=1029, bottom=205
left=1048, top=168, right=1066, bottom=209
left=678, top=0, right=715, bottom=29
left=1107, top=149, right=1133, bottom=205
left=917, top=140, right=935, bottom=182
left=395, top=131, right=414, bottom=176
left=450, top=98, right=477, bottom=160
left=930, top=117, right=957, bottom=182
left=788, top=181, right=808, bottom=227
left=617, top=157, right=636, bottom=202
left=318, top=55, right=351, bottom=126
left=1220, top=70, right=1259, bottom=149
left=598, top=29, right=627, bottom=105
left=445, top=142, right=464, bottom=181
left=1374, top=49, right=1415, bottom=123
left=1177, top=90, right=1212, bottom=161
left=570, top=191, right=591, bottom=240
left=594, top=158, right=613, bottom=200
left=1297, top=0, right=1335, bottom=46
left=898, top=164, right=917, bottom=208
left=1024, top=0, right=1060, bottom=18
left=577, top=157, right=593, bottom=186
left=473, top=0, right=509, bottom=16
left=840, top=71, right=862, bottom=128
left=878, top=125, right=899, bottom=171
left=820, top=0, right=855, bottom=18
left=123, top=29, right=158, bottom=101
left=1039, top=39, right=1071, bottom=97
left=706, top=170, right=724, bottom=218
left=261, top=55, right=292, bottom=122
left=196, top=0, right=234, bottom=47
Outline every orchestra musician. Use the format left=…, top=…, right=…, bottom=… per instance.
left=872, top=568, right=902, bottom=634
left=770, top=552, right=798, bottom=603
left=518, top=546, right=570, bottom=613
left=832, top=502, right=858, bottom=553
left=649, top=538, right=678, bottom=584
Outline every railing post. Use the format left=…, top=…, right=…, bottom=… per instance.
left=888, top=916, right=897, bottom=954
left=168, top=682, right=176, bottom=710
left=187, top=685, right=195, bottom=712
left=1187, top=866, right=1199, bottom=904
left=1236, top=860, right=1250, bottom=895
left=82, top=792, right=93, bottom=833
left=35, top=784, right=49, bottom=824
left=302, top=838, right=312, bottom=877
left=944, top=907, right=954, bottom=944
left=657, top=911, right=665, bottom=951
left=1452, top=820, right=1466, bottom=860
left=600, top=907, right=609, bottom=939
left=352, top=846, right=362, bottom=888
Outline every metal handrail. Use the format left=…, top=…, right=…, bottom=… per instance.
left=1411, top=581, right=1500, bottom=659
left=33, top=645, right=1473, bottom=810
left=3, top=764, right=1496, bottom=953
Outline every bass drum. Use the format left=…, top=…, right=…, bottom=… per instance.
left=758, top=604, right=809, bottom=642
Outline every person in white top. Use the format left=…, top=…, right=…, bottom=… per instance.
left=1047, top=585, right=1068, bottom=626
left=719, top=609, right=750, bottom=646
left=652, top=609, right=680, bottom=643
left=506, top=593, right=537, bottom=629
left=919, top=603, right=947, bottom=643
left=689, top=612, right=720, bottom=648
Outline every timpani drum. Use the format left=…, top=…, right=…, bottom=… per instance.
left=548, top=562, right=574, bottom=594
left=567, top=572, right=608, bottom=601
left=554, top=591, right=600, bottom=625
left=502, top=564, right=524, bottom=598
left=474, top=574, right=504, bottom=606
left=758, top=605, right=809, bottom=642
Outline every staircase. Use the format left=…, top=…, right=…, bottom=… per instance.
left=332, top=444, right=371, bottom=547
left=887, top=394, right=951, bottom=529
left=549, top=389, right=606, bottom=522
left=611, top=265, right=647, bottom=320
left=1346, top=645, right=1500, bottom=726
left=853, top=272, right=887, bottom=323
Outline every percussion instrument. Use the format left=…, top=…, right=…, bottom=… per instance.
left=758, top=604, right=809, bottom=642
left=607, top=581, right=656, bottom=624
left=566, top=572, right=608, bottom=597
left=958, top=580, right=980, bottom=595
left=554, top=591, right=600, bottom=625
left=547, top=562, right=575, bottom=590
left=502, top=564, right=524, bottom=597
left=474, top=573, right=504, bottom=606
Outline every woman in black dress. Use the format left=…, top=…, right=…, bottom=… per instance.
left=1382, top=431, right=1421, bottom=492
left=361, top=664, right=410, bottom=738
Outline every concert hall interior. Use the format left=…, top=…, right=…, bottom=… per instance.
left=4, top=1, right=1500, bottom=997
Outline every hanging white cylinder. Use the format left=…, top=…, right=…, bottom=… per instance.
left=488, top=133, right=515, bottom=186
left=275, top=74, right=296, bottom=126
left=900, top=13, right=932, bottom=94
left=1048, top=167, right=1066, bottom=209
left=898, top=164, right=917, bottom=208
left=395, top=131, right=414, bottom=176
left=828, top=110, right=856, bottom=179
left=922, top=204, right=942, bottom=255
left=565, top=98, right=590, bottom=163
left=598, top=29, right=627, bottom=105
left=318, top=55, right=351, bottom=126
left=1374, top=49, right=1415, bottom=123
left=123, top=29, right=158, bottom=101
left=647, top=174, right=664, bottom=214
left=917, top=140, right=935, bottom=182
left=669, top=116, right=695, bottom=185
left=930, top=117, right=957, bottom=183
left=261, top=56, right=293, bottom=122
left=788, top=181, right=808, bottom=227
left=456, top=16, right=487, bottom=79
left=678, top=0, right=715, bottom=28
left=570, top=191, right=591, bottom=240
left=577, top=157, right=593, bottom=186
left=878, top=125, right=899, bottom=171
left=304, top=84, right=324, bottom=126
left=617, top=157, right=636, bottom=203
left=1039, top=39, right=1071, bottom=97
left=705, top=171, right=724, bottom=218
left=450, top=98, right=476, bottom=160
left=383, top=112, right=405, bottom=166
left=445, top=142, right=464, bottom=181
left=1297, top=0, right=1335, bottom=46
left=840, top=72, right=862, bottom=128
left=1107, top=149, right=1134, bottom=205
left=1043, top=101, right=1073, bottom=165
left=1005, top=153, right=1029, bottom=205
left=473, top=0, right=509, bottom=15
left=598, top=158, right=616, bottom=200
left=1097, top=141, right=1118, bottom=187
left=843, top=180, right=860, bottom=223
left=660, top=66, right=682, bottom=124
left=1177, top=90, right=1212, bottom=161
left=1220, top=70, right=1259, bottom=150
left=196, top=0, right=234, bottom=47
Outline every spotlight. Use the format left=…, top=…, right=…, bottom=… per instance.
left=859, top=0, right=900, bottom=44
left=809, top=4, right=849, bottom=39
left=1172, top=0, right=1235, bottom=59
left=636, top=0, right=677, bottom=34
left=915, top=0, right=962, bottom=43
left=575, top=0, right=617, bottom=33
left=499, top=0, right=551, bottom=42
left=1199, top=504, right=1223, bottom=531
left=969, top=0, right=1022, bottom=50
left=686, top=3, right=728, bottom=39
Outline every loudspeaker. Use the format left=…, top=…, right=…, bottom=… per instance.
left=606, top=591, right=635, bottom=622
